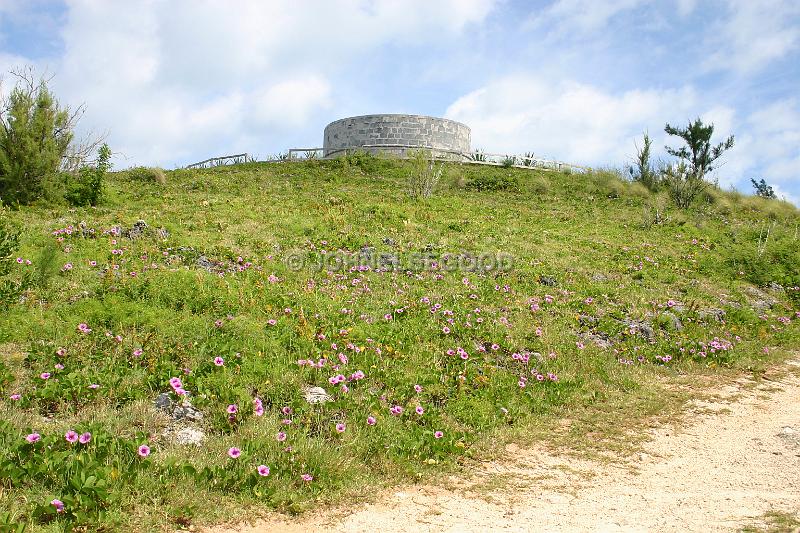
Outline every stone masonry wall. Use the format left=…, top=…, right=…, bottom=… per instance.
left=322, top=114, right=471, bottom=158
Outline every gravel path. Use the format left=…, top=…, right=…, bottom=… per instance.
left=208, top=361, right=800, bottom=533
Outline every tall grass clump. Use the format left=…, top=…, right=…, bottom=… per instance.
left=407, top=150, right=444, bottom=199
left=127, top=166, right=167, bottom=185
left=0, top=204, right=31, bottom=304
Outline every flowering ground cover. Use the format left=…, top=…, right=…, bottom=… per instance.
left=1, top=155, right=798, bottom=531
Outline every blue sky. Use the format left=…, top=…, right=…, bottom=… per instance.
left=1, top=0, right=798, bottom=202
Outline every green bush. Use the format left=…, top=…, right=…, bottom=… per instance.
left=0, top=71, right=74, bottom=205
left=65, top=144, right=111, bottom=207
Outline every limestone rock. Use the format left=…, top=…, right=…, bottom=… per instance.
left=154, top=392, right=203, bottom=422
left=303, top=386, right=333, bottom=404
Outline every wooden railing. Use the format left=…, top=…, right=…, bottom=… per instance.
left=185, top=153, right=252, bottom=169
left=185, top=148, right=587, bottom=173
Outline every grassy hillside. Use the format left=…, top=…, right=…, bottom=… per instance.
left=1, top=155, right=798, bottom=531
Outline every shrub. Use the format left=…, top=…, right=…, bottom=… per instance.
left=751, top=178, right=776, bottom=199
left=520, top=152, right=536, bottom=167
left=501, top=156, right=516, bottom=168
left=628, top=132, right=660, bottom=191
left=0, top=73, right=74, bottom=204
left=127, top=166, right=167, bottom=185
left=407, top=150, right=444, bottom=199
left=663, top=161, right=706, bottom=209
left=469, top=150, right=487, bottom=162
left=65, top=144, right=111, bottom=207
left=664, top=118, right=734, bottom=180
left=465, top=170, right=518, bottom=192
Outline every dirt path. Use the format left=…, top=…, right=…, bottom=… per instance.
left=208, top=362, right=800, bottom=533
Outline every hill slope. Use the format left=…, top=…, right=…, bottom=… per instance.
left=1, top=156, right=798, bottom=531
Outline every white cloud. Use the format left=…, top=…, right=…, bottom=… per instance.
left=445, top=74, right=798, bottom=204
left=675, top=0, right=697, bottom=16
left=527, top=0, right=647, bottom=33
left=445, top=74, right=699, bottom=165
left=704, top=0, right=800, bottom=74
left=252, top=76, right=332, bottom=128
left=722, top=99, right=800, bottom=199
left=43, top=0, right=497, bottom=166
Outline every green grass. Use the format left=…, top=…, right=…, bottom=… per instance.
left=0, top=154, right=798, bottom=531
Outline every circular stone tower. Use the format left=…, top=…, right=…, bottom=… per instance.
left=322, top=114, right=470, bottom=159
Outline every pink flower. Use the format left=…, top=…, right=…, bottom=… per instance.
left=414, top=384, right=423, bottom=393
left=138, top=445, right=151, bottom=457
left=390, top=405, right=403, bottom=416
left=257, top=465, right=270, bottom=476
left=51, top=499, right=65, bottom=513
left=366, top=416, right=376, bottom=426
left=65, top=430, right=78, bottom=443
left=9, top=393, right=21, bottom=401
left=301, top=473, right=313, bottom=482
left=415, top=406, right=424, bottom=415
left=442, top=326, right=451, bottom=334
left=227, top=447, right=241, bottom=459
left=213, top=356, right=224, bottom=366
left=434, top=431, right=444, bottom=439
left=77, top=323, right=91, bottom=334
left=335, top=423, right=346, bottom=433
left=169, top=377, right=182, bottom=389
left=227, top=404, right=238, bottom=414
left=40, top=372, right=51, bottom=380
left=79, top=432, right=91, bottom=444
left=133, top=348, right=143, bottom=357
left=56, top=348, right=66, bottom=356
left=276, top=432, right=287, bottom=442
left=25, top=433, right=41, bottom=443
left=576, top=342, right=585, bottom=350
